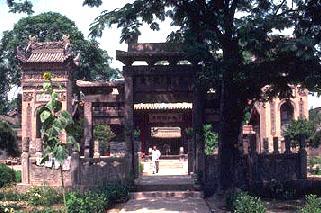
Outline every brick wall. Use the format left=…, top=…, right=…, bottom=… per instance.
left=28, top=157, right=72, bottom=186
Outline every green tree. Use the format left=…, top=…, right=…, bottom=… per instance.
left=309, top=107, right=321, bottom=128
left=284, top=118, right=314, bottom=147
left=38, top=71, right=79, bottom=211
left=86, top=0, right=321, bottom=189
left=0, top=120, right=19, bottom=156
left=5, top=0, right=34, bottom=14
left=93, top=124, right=115, bottom=154
left=0, top=12, right=120, bottom=112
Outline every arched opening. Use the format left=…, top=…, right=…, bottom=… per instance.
left=280, top=101, right=294, bottom=135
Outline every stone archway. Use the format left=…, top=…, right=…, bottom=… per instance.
left=117, top=43, right=209, bottom=178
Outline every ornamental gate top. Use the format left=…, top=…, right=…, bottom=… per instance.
left=116, top=43, right=200, bottom=66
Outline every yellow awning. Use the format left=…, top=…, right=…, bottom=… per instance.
left=134, top=103, right=192, bottom=110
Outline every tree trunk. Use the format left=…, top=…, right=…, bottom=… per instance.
left=218, top=41, right=245, bottom=190
left=60, top=166, right=67, bottom=213
left=218, top=84, right=244, bottom=190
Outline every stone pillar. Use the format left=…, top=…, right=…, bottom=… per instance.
left=124, top=75, right=135, bottom=178
left=248, top=134, right=258, bottom=185
left=263, top=138, right=269, bottom=154
left=187, top=137, right=194, bottom=174
left=84, top=101, right=92, bottom=158
left=21, top=137, right=30, bottom=184
left=93, top=140, right=100, bottom=159
left=193, top=87, right=204, bottom=180
left=35, top=138, right=43, bottom=158
left=298, top=134, right=307, bottom=179
left=273, top=137, right=279, bottom=154
left=285, top=135, right=291, bottom=154
left=70, top=151, right=80, bottom=186
left=249, top=134, right=257, bottom=154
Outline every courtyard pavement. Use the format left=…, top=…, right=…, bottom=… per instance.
left=110, top=160, right=211, bottom=212
left=118, top=196, right=211, bottom=213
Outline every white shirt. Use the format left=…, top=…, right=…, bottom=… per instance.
left=151, top=149, right=161, bottom=161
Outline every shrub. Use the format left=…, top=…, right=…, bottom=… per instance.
left=225, top=189, right=243, bottom=211
left=0, top=187, right=25, bottom=201
left=0, top=164, right=16, bottom=187
left=66, top=185, right=128, bottom=212
left=234, top=192, right=266, bottom=213
left=101, top=184, right=129, bottom=204
left=66, top=191, right=107, bottom=213
left=31, top=208, right=64, bottom=213
left=26, top=186, right=62, bottom=206
left=300, top=195, right=321, bottom=213
left=265, top=179, right=296, bottom=200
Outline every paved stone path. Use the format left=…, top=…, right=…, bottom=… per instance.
left=110, top=161, right=211, bottom=212
left=118, top=196, right=211, bottom=213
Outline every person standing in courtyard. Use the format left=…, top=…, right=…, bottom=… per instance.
left=151, top=145, right=161, bottom=174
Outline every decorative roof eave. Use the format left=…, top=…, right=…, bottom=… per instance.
left=76, top=80, right=124, bottom=88
left=116, top=43, right=202, bottom=66
left=116, top=50, right=190, bottom=66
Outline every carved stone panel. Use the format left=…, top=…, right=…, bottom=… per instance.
left=23, top=92, right=33, bottom=102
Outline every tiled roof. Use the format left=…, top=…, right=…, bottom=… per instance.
left=27, top=51, right=69, bottom=63
left=134, top=103, right=192, bottom=110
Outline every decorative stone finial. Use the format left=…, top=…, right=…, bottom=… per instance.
left=25, top=35, right=37, bottom=52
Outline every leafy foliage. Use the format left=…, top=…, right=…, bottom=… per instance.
left=26, top=186, right=62, bottom=206
left=233, top=192, right=266, bottom=213
left=203, top=124, right=218, bottom=155
left=0, top=164, right=17, bottom=188
left=0, top=121, right=19, bottom=156
left=300, top=195, right=321, bottom=213
left=284, top=118, right=315, bottom=147
left=66, top=185, right=128, bottom=213
left=308, top=156, right=321, bottom=175
left=6, top=0, right=34, bottom=14
left=93, top=124, right=115, bottom=154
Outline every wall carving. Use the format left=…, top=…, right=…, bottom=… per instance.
left=22, top=72, right=69, bottom=81
left=35, top=92, right=66, bottom=103
left=23, top=92, right=33, bottom=101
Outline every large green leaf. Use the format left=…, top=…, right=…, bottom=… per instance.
left=53, top=144, right=68, bottom=163
left=40, top=110, right=52, bottom=123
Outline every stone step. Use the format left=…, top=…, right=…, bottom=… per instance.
left=135, top=183, right=195, bottom=192
left=130, top=191, right=203, bottom=199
